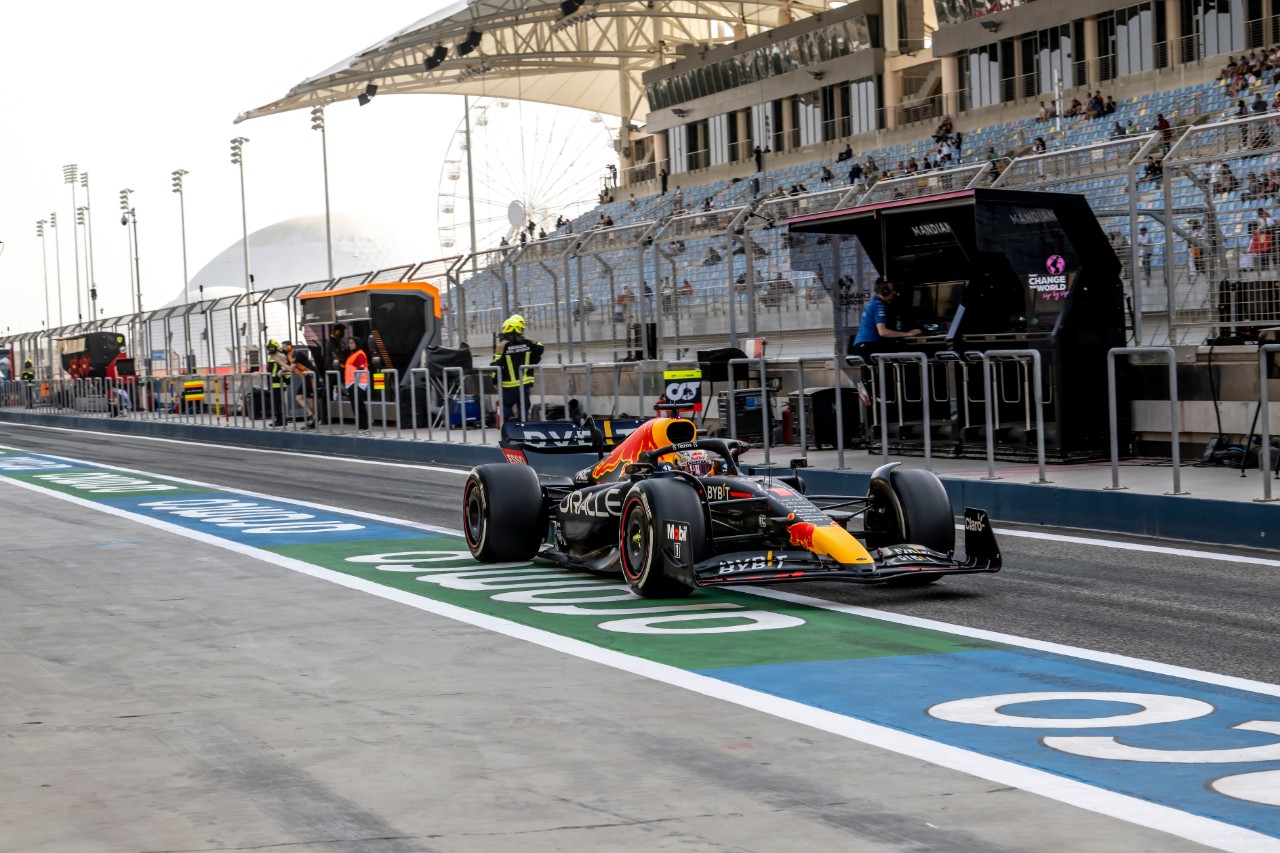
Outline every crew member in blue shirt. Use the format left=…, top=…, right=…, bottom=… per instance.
left=850, top=279, right=921, bottom=360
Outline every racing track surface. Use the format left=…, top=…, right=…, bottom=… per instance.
left=4, top=422, right=1280, bottom=852
left=6, top=423, right=1279, bottom=684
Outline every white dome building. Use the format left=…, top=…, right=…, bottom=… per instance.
left=152, top=213, right=422, bottom=371
left=173, top=212, right=420, bottom=307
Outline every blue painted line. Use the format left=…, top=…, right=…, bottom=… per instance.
left=99, top=492, right=427, bottom=547
left=701, top=650, right=1280, bottom=835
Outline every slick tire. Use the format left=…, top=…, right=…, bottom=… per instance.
left=619, top=479, right=701, bottom=598
left=868, top=463, right=955, bottom=554
left=463, top=464, right=545, bottom=562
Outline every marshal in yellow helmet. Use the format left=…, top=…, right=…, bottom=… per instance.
left=501, top=314, right=526, bottom=335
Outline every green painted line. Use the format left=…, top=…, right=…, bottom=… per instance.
left=269, top=538, right=1009, bottom=670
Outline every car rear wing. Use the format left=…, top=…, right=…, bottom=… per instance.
left=500, top=417, right=647, bottom=455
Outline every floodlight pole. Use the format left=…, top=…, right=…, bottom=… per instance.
left=36, top=220, right=51, bottom=332
left=50, top=212, right=64, bottom=328
left=172, top=170, right=190, bottom=304
left=80, top=172, right=99, bottom=319
left=311, top=106, right=334, bottom=280
left=64, top=165, right=83, bottom=322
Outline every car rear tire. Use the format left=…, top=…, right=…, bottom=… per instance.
left=619, top=479, right=702, bottom=598
left=463, top=464, right=545, bottom=562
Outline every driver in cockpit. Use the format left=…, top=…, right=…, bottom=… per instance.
left=664, top=448, right=723, bottom=476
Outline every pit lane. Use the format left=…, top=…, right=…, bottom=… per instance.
left=4, top=422, right=1280, bottom=852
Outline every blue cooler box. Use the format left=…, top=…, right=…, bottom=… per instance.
left=449, top=396, right=481, bottom=427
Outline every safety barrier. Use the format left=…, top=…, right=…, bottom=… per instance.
left=1259, top=344, right=1280, bottom=503
left=1108, top=347, right=1185, bottom=495
left=964, top=349, right=1051, bottom=485
left=872, top=352, right=932, bottom=471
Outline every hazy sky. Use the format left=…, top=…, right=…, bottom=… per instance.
left=0, top=1, right=493, bottom=335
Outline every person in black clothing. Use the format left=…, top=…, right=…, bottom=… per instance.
left=19, top=359, right=35, bottom=408
left=265, top=340, right=290, bottom=426
left=493, top=314, right=544, bottom=422
left=753, top=146, right=764, bottom=172
left=285, top=341, right=319, bottom=429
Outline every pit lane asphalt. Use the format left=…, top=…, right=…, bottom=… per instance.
left=6, top=422, right=1280, bottom=686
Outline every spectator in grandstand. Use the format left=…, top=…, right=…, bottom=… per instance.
left=1066, top=98, right=1084, bottom=118
left=1126, top=119, right=1140, bottom=134
left=837, top=144, right=854, bottom=162
left=1032, top=137, right=1047, bottom=154
left=679, top=279, right=693, bottom=299
left=537, top=227, right=547, bottom=239
left=1086, top=92, right=1105, bottom=119
left=820, top=165, right=834, bottom=182
left=1241, top=223, right=1259, bottom=272
left=1211, top=161, right=1239, bottom=194
left=659, top=168, right=669, bottom=193
left=1140, top=156, right=1164, bottom=184
left=864, top=156, right=879, bottom=175
left=614, top=286, right=633, bottom=322
left=1138, top=227, right=1153, bottom=278
left=1188, top=220, right=1206, bottom=278
left=1244, top=172, right=1266, bottom=201
left=1037, top=101, right=1053, bottom=121
left=572, top=297, right=596, bottom=322
left=1248, top=217, right=1273, bottom=270
left=659, top=279, right=675, bottom=312
left=1104, top=95, right=1117, bottom=115
left=753, top=146, right=765, bottom=171
left=701, top=196, right=713, bottom=211
left=1110, top=121, right=1127, bottom=139
left=1154, top=114, right=1174, bottom=151
left=848, top=160, right=864, bottom=185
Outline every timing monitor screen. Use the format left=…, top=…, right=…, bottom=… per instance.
left=907, top=280, right=966, bottom=327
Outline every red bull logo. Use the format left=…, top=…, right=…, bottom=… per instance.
left=591, top=417, right=696, bottom=481
left=788, top=521, right=875, bottom=565
left=788, top=522, right=817, bottom=550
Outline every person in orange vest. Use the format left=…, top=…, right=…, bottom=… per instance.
left=342, top=336, right=371, bottom=436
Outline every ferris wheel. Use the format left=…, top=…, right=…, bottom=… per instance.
left=436, top=99, right=620, bottom=256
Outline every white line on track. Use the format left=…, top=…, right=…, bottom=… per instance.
left=1, top=422, right=471, bottom=475
left=10, top=441, right=1276, bottom=695
left=7, top=422, right=1272, bottom=566
left=0, top=460, right=1276, bottom=852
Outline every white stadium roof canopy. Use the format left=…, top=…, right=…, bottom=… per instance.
left=236, top=0, right=826, bottom=125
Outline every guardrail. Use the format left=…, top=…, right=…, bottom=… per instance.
left=1258, top=344, right=1280, bottom=503
left=1108, top=346, right=1186, bottom=495
left=965, top=349, right=1051, bottom=485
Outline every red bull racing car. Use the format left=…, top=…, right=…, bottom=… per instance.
left=462, top=416, right=1001, bottom=598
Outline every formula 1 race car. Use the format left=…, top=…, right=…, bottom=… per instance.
left=462, top=416, right=1001, bottom=598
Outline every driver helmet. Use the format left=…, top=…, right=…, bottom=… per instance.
left=674, top=448, right=719, bottom=476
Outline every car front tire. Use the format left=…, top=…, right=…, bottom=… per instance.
left=463, top=464, right=545, bottom=562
